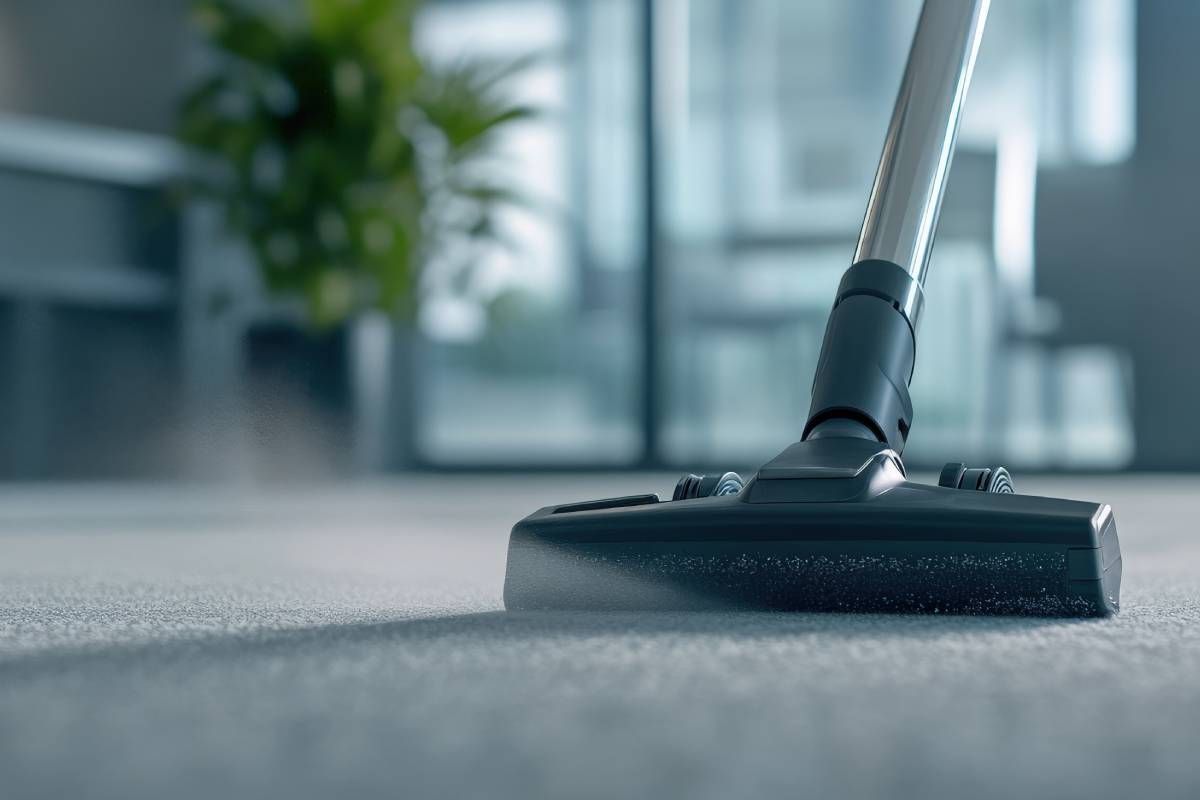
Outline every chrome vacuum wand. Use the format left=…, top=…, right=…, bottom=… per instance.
left=856, top=0, right=990, bottom=282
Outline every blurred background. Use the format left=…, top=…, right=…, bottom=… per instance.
left=0, top=0, right=1186, bottom=482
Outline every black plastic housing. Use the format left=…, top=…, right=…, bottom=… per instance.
left=804, top=259, right=923, bottom=453
left=504, top=439, right=1122, bottom=616
left=505, top=487, right=1121, bottom=617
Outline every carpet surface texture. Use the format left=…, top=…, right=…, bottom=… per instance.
left=1, top=476, right=1198, bottom=799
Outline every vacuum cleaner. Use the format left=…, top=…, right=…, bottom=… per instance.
left=503, top=0, right=1122, bottom=616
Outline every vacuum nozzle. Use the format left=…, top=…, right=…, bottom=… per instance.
left=504, top=437, right=1122, bottom=616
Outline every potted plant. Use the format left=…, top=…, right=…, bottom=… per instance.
left=179, top=0, right=533, bottom=470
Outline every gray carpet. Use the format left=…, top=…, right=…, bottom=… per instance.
left=1, top=475, right=1198, bottom=799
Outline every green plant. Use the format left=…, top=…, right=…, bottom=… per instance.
left=180, top=0, right=534, bottom=327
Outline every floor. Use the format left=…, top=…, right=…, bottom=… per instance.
left=1, top=474, right=1198, bottom=799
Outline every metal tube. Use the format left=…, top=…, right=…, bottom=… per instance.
left=853, top=0, right=990, bottom=284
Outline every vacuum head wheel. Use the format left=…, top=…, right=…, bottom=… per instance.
left=939, top=463, right=1014, bottom=493
left=672, top=472, right=745, bottom=501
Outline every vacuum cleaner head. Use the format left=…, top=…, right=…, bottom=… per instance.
left=503, top=0, right=1122, bottom=616
left=504, top=438, right=1121, bottom=616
